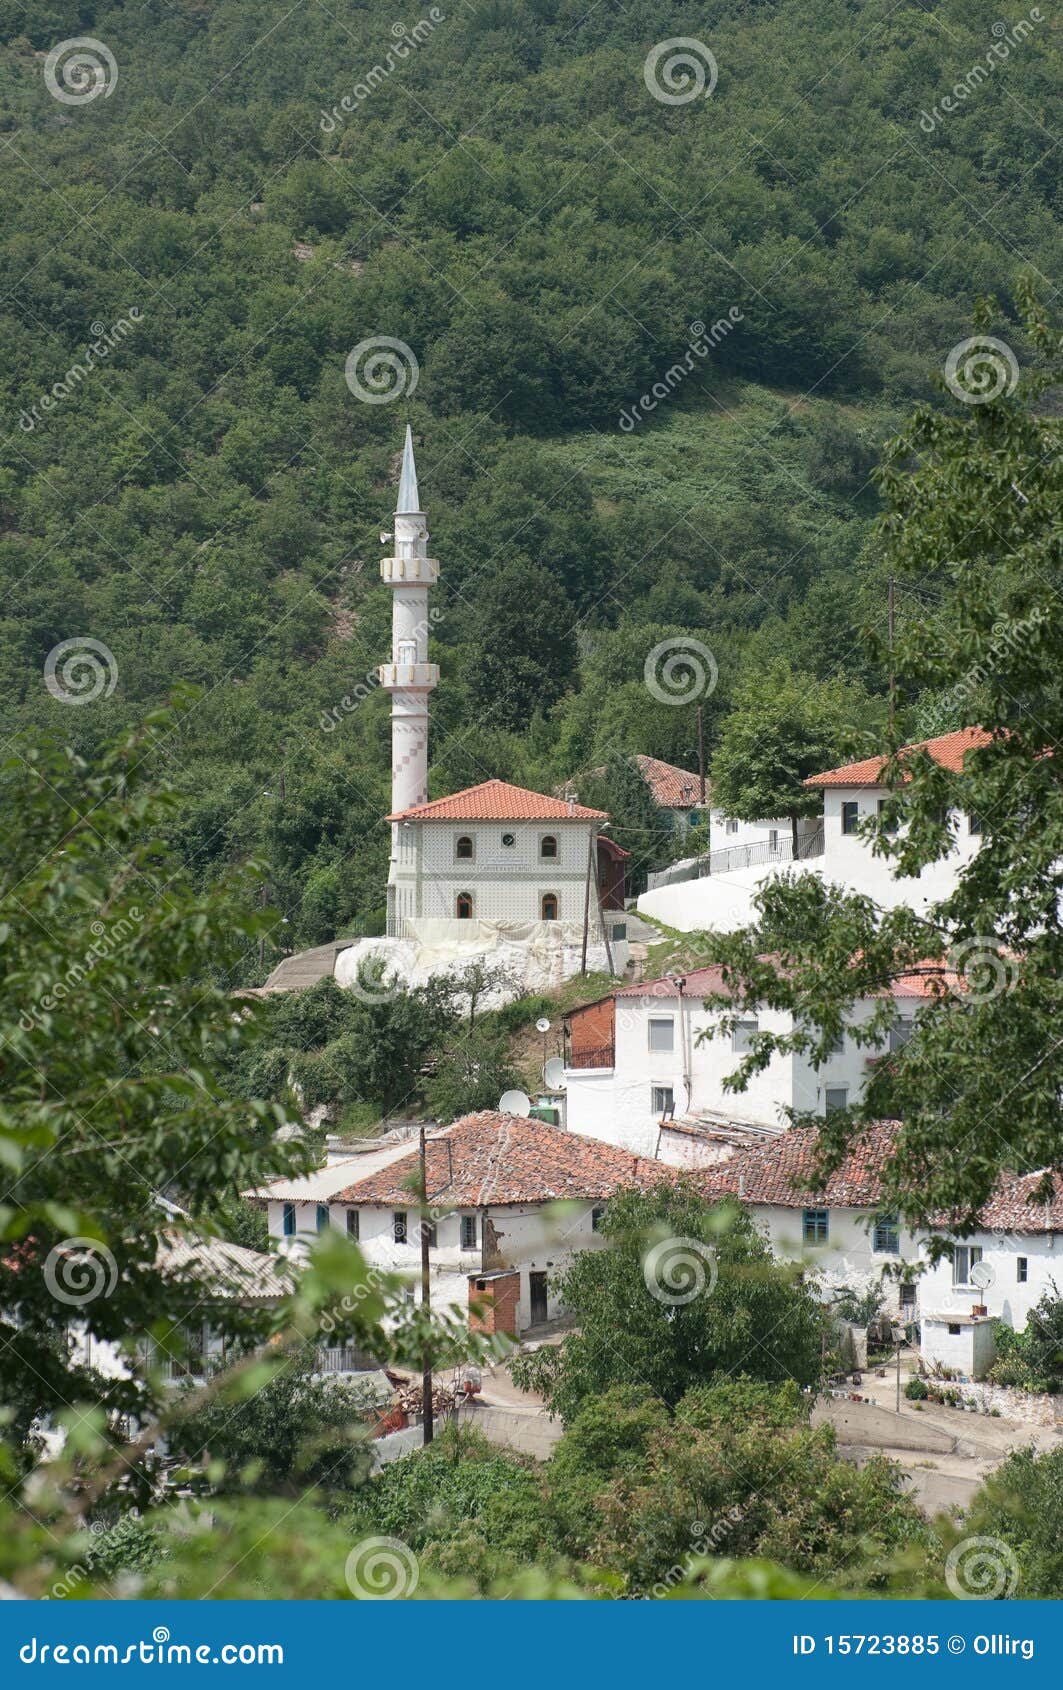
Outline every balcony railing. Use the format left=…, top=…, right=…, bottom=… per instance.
left=567, top=1043, right=615, bottom=1071
left=647, top=828, right=824, bottom=890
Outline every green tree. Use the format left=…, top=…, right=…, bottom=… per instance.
left=463, top=561, right=578, bottom=732
left=0, top=707, right=307, bottom=1446
left=701, top=291, right=1063, bottom=1226
left=710, top=661, right=871, bottom=855
left=510, top=1186, right=823, bottom=1420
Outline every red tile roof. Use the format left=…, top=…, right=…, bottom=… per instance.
left=335, top=1111, right=661, bottom=1206
left=805, top=727, right=993, bottom=789
left=979, top=1169, right=1063, bottom=1233
left=700, top=1122, right=899, bottom=1210
left=386, top=779, right=607, bottom=823
left=632, top=755, right=705, bottom=809
left=699, top=1122, right=1063, bottom=1235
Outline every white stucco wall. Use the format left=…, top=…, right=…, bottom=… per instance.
left=389, top=817, right=600, bottom=927
left=564, top=993, right=906, bottom=1155
left=746, top=1204, right=923, bottom=1309
left=267, top=1197, right=610, bottom=1334
left=819, top=788, right=979, bottom=915
left=919, top=1230, right=1063, bottom=1331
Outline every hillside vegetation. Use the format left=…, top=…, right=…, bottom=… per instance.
left=1, top=0, right=1057, bottom=963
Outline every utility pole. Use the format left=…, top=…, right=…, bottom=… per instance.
left=696, top=704, right=706, bottom=803
left=419, top=1122, right=434, bottom=1445
left=579, top=827, right=594, bottom=975
left=887, top=576, right=896, bottom=733
left=895, top=1330, right=902, bottom=1415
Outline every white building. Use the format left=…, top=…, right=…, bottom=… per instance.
left=562, top=963, right=934, bottom=1159
left=698, top=1124, right=1063, bottom=1342
left=639, top=728, right=990, bottom=932
left=251, top=1110, right=658, bottom=1338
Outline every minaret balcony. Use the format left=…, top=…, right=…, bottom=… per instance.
left=378, top=661, right=439, bottom=691
left=381, top=555, right=439, bottom=586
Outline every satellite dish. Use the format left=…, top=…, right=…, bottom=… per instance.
left=498, top=1088, right=532, bottom=1117
left=543, top=1057, right=566, bottom=1090
left=535, top=1016, right=552, bottom=1034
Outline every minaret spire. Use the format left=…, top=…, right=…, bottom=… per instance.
left=380, top=428, right=439, bottom=836
left=396, top=422, right=420, bottom=515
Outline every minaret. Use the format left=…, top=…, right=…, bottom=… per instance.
left=380, top=425, right=439, bottom=817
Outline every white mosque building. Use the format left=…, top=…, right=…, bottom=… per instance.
left=332, top=428, right=629, bottom=995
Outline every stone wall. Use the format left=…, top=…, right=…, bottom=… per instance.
left=956, top=1381, right=1063, bottom=1427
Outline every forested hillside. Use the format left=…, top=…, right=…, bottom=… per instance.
left=1, top=0, right=1057, bottom=962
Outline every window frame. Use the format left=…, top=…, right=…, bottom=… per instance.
left=651, top=1083, right=675, bottom=1117
left=460, top=1214, right=478, bottom=1251
left=540, top=833, right=558, bottom=859
left=732, top=1016, right=758, bottom=1054
left=282, top=1202, right=296, bottom=1238
left=346, top=1209, right=359, bottom=1242
left=647, top=1015, right=675, bottom=1053
left=803, top=1207, right=830, bottom=1245
left=393, top=1211, right=408, bottom=1245
left=455, top=891, right=474, bottom=920
left=1017, top=1256, right=1028, bottom=1283
left=591, top=1206, right=605, bottom=1233
left=316, top=1204, right=329, bottom=1234
left=824, top=1084, right=849, bottom=1115
left=873, top=1213, right=900, bottom=1254
left=841, top=800, right=860, bottom=836
left=952, top=1243, right=983, bottom=1287
left=540, top=892, right=559, bottom=921
left=455, top=833, right=474, bottom=861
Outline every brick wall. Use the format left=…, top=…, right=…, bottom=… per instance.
left=469, top=1269, right=521, bottom=1339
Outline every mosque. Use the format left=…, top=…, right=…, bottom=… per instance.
left=332, top=427, right=629, bottom=995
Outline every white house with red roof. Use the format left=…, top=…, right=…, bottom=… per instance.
left=697, top=1123, right=1063, bottom=1353
left=563, top=964, right=942, bottom=1158
left=638, top=728, right=990, bottom=934
left=250, top=1111, right=660, bottom=1336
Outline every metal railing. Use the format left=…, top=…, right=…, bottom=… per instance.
left=566, top=1043, right=615, bottom=1071
left=647, top=828, right=824, bottom=890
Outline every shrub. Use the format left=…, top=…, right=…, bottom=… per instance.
left=904, top=1377, right=928, bottom=1401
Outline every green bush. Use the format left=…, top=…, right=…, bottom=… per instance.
left=904, top=1377, right=928, bottom=1401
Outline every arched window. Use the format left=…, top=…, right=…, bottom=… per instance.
left=456, top=892, right=473, bottom=920
left=541, top=893, right=559, bottom=921
left=455, top=834, right=473, bottom=860
left=540, top=834, right=558, bottom=859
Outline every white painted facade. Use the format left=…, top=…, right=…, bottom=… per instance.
left=639, top=787, right=978, bottom=934
left=267, top=1194, right=609, bottom=1335
left=920, top=1313, right=997, bottom=1380
left=745, top=1203, right=923, bottom=1315
left=389, top=815, right=602, bottom=930
left=918, top=1228, right=1063, bottom=1332
left=565, top=990, right=915, bottom=1158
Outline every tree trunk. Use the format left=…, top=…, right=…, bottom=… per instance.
left=790, top=811, right=799, bottom=858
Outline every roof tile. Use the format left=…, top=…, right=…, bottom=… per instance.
left=387, top=778, right=607, bottom=823
left=806, top=727, right=992, bottom=789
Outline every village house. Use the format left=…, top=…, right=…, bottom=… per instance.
left=565, top=754, right=709, bottom=838
left=695, top=1122, right=1063, bottom=1359
left=251, top=1111, right=658, bottom=1339
left=638, top=727, right=991, bottom=932
left=562, top=963, right=939, bottom=1159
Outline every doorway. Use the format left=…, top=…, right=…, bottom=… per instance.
left=529, top=1271, right=549, bottom=1326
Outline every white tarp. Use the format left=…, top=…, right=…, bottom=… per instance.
left=334, top=919, right=617, bottom=1003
